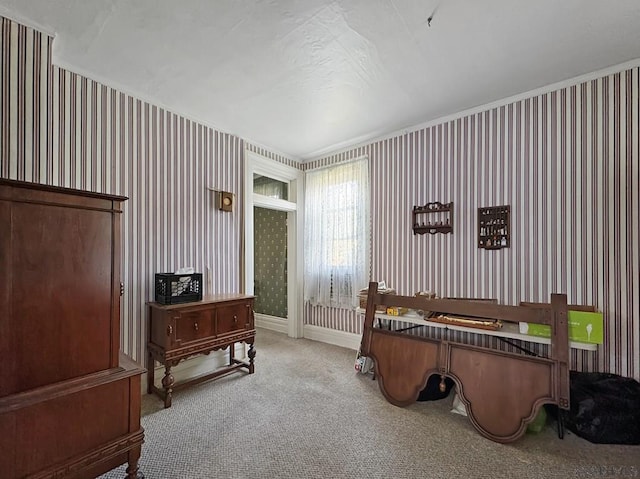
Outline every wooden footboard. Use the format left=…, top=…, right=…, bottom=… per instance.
left=360, top=282, right=570, bottom=443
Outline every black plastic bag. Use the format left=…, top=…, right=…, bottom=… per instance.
left=562, top=371, right=640, bottom=444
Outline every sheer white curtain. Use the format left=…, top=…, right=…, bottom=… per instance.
left=304, top=158, right=370, bottom=308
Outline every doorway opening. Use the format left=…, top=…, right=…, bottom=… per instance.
left=253, top=206, right=288, bottom=319
left=243, top=149, right=303, bottom=338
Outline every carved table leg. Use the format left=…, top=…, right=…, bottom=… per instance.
left=161, top=365, right=174, bottom=408
left=124, top=443, right=144, bottom=478
left=125, top=460, right=144, bottom=479
left=229, top=341, right=235, bottom=365
left=248, top=343, right=256, bottom=373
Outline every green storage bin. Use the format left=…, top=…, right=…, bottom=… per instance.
left=519, top=310, right=603, bottom=344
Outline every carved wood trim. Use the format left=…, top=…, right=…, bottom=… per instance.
left=0, top=359, right=145, bottom=413
left=368, top=331, right=439, bottom=407
left=28, top=429, right=144, bottom=479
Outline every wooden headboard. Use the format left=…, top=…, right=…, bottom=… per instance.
left=360, top=282, right=570, bottom=443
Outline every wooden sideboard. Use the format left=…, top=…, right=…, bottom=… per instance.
left=360, top=282, right=571, bottom=443
left=0, top=179, right=144, bottom=478
left=147, top=295, right=256, bottom=408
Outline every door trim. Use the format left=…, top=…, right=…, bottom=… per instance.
left=243, top=149, right=304, bottom=338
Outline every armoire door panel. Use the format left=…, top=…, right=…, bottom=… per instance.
left=5, top=202, right=113, bottom=396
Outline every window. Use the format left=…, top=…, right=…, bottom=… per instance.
left=304, top=158, right=370, bottom=308
left=253, top=174, right=288, bottom=200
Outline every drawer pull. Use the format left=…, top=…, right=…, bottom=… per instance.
left=167, top=325, right=173, bottom=336
left=233, top=315, right=238, bottom=323
left=194, top=322, right=199, bottom=331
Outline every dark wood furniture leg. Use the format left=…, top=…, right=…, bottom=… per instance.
left=126, top=456, right=144, bottom=479
left=248, top=343, right=256, bottom=373
left=229, top=342, right=235, bottom=364
left=161, top=365, right=174, bottom=409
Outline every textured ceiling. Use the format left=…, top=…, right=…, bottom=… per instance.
left=2, top=1, right=640, bottom=160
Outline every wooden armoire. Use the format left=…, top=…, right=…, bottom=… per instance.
left=0, top=179, right=144, bottom=478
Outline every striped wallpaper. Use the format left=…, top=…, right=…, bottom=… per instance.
left=1, top=14, right=638, bottom=381
left=305, top=70, right=639, bottom=381
left=0, top=16, right=298, bottom=364
left=245, top=142, right=300, bottom=170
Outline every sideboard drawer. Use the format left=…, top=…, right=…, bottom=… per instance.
left=174, top=310, right=213, bottom=344
left=217, top=301, right=252, bottom=336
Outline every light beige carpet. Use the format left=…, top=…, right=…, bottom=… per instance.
left=101, top=328, right=639, bottom=479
